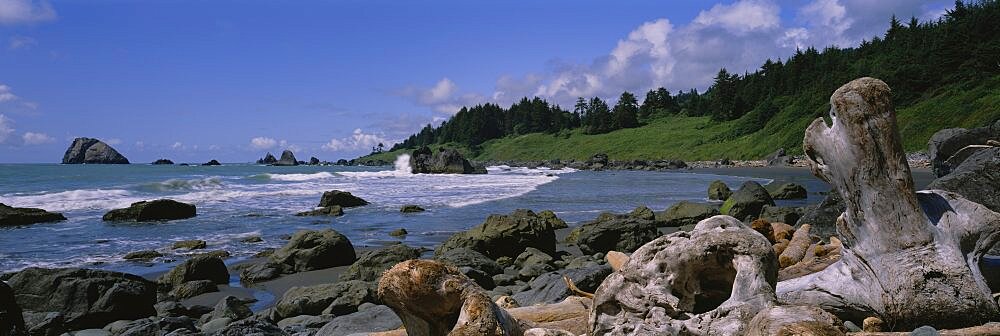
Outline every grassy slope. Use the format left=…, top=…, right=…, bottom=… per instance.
left=357, top=77, right=1000, bottom=162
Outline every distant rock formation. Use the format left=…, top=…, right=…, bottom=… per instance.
left=309, top=157, right=320, bottom=165
left=409, top=147, right=484, bottom=174
left=274, top=150, right=299, bottom=166
left=61, top=138, right=129, bottom=164
left=257, top=152, right=278, bottom=165
left=202, top=159, right=221, bottom=166
left=102, top=199, right=196, bottom=222
left=0, top=203, right=66, bottom=227
left=151, top=159, right=174, bottom=165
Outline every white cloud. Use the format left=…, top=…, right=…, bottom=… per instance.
left=692, top=0, right=780, bottom=34
left=322, top=128, right=394, bottom=153
left=104, top=138, right=122, bottom=145
left=250, top=136, right=277, bottom=150
left=208, top=144, right=221, bottom=151
left=171, top=142, right=183, bottom=150
left=8, top=35, right=36, bottom=50
left=0, top=84, right=18, bottom=102
left=0, top=114, right=14, bottom=144
left=397, top=78, right=487, bottom=114
left=0, top=0, right=56, bottom=25
left=135, top=141, right=145, bottom=151
left=21, top=131, right=53, bottom=145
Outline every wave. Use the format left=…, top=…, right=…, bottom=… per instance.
left=257, top=172, right=337, bottom=182
left=0, top=189, right=136, bottom=212
left=138, top=177, right=225, bottom=192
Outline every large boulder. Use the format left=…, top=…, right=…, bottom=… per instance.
left=158, top=256, right=229, bottom=287
left=274, top=280, right=374, bottom=319
left=339, top=244, right=422, bottom=282
left=511, top=265, right=612, bottom=306
left=657, top=201, right=720, bottom=227
left=765, top=182, right=808, bottom=200
left=0, top=281, right=26, bottom=336
left=928, top=147, right=1000, bottom=213
left=4, top=268, right=156, bottom=330
left=759, top=205, right=805, bottom=226
left=314, top=305, right=402, bottom=335
left=308, top=157, right=320, bottom=165
left=435, top=248, right=504, bottom=276
left=765, top=148, right=794, bottom=166
left=795, top=191, right=845, bottom=240
left=257, top=152, right=278, bottom=165
left=318, top=190, right=369, bottom=208
left=720, top=181, right=775, bottom=221
left=435, top=209, right=560, bottom=259
left=928, top=122, right=1000, bottom=177
left=61, top=137, right=129, bottom=164
left=707, top=180, right=732, bottom=201
left=102, top=199, right=196, bottom=222
left=409, top=147, right=484, bottom=174
left=269, top=229, right=357, bottom=273
left=0, top=203, right=66, bottom=227
left=212, top=318, right=286, bottom=336
left=568, top=209, right=660, bottom=255
left=274, top=150, right=299, bottom=166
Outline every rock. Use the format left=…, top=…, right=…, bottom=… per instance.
left=862, top=316, right=883, bottom=332
left=274, top=281, right=374, bottom=319
left=707, top=180, right=732, bottom=201
left=241, top=236, right=263, bottom=243
left=294, top=205, right=343, bottom=217
left=928, top=124, right=999, bottom=177
left=911, top=325, right=940, bottom=336
left=657, top=201, right=720, bottom=227
left=388, top=228, right=407, bottom=237
left=759, top=205, right=805, bottom=225
left=170, top=280, right=219, bottom=299
left=123, top=250, right=163, bottom=260
left=538, top=210, right=568, bottom=229
left=212, top=318, right=286, bottom=336
left=22, top=311, right=65, bottom=336
left=159, top=256, right=229, bottom=287
left=201, top=159, right=221, bottom=166
left=409, top=147, right=483, bottom=174
left=277, top=314, right=333, bottom=330
left=339, top=244, right=422, bottom=282
left=239, top=262, right=281, bottom=284
left=152, top=159, right=174, bottom=165
left=314, top=305, right=402, bottom=335
left=171, top=240, right=207, bottom=250
left=61, top=138, right=130, bottom=164
left=511, top=265, right=612, bottom=306
left=257, top=152, right=278, bottom=165
left=795, top=191, right=845, bottom=240
left=103, top=199, right=196, bottom=222
left=269, top=229, right=356, bottom=273
left=274, top=150, right=299, bottom=166
left=514, top=247, right=555, bottom=280
left=208, top=296, right=252, bottom=321
left=720, top=181, right=775, bottom=221
left=5, top=268, right=156, bottom=330
left=765, top=148, right=794, bottom=166
left=629, top=205, right=656, bottom=221
left=589, top=153, right=609, bottom=166
left=0, top=203, right=66, bottom=227
left=115, top=316, right=198, bottom=336
left=400, top=204, right=425, bottom=213
left=765, top=182, right=808, bottom=199
left=317, top=190, right=369, bottom=208
left=928, top=147, right=1000, bottom=213
left=308, top=157, right=320, bottom=165
left=0, top=281, right=26, bottom=336
left=435, top=248, right=505, bottom=278
left=435, top=209, right=560, bottom=259
left=568, top=212, right=659, bottom=255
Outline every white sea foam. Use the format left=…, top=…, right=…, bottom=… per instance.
left=263, top=172, right=337, bottom=181
left=140, top=177, right=224, bottom=192
left=394, top=154, right=412, bottom=173
left=0, top=189, right=137, bottom=212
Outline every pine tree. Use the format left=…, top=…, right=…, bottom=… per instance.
left=613, top=91, right=640, bottom=129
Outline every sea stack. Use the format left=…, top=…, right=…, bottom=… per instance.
left=257, top=152, right=278, bottom=164
left=409, top=147, right=484, bottom=174
left=61, top=138, right=129, bottom=164
left=274, top=149, right=299, bottom=166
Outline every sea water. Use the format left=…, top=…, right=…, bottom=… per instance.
left=0, top=158, right=818, bottom=276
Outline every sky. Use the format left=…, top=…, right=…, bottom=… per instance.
left=0, top=0, right=954, bottom=163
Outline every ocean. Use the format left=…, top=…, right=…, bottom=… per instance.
left=0, top=156, right=826, bottom=276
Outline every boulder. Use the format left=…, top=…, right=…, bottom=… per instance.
left=238, top=262, right=281, bottom=284
left=274, top=150, right=299, bottom=166
left=152, top=159, right=174, bottom=165
left=795, top=191, right=845, bottom=240
left=208, top=296, right=252, bottom=321
left=61, top=138, right=130, bottom=164
left=269, top=229, right=357, bottom=273
left=389, top=228, right=408, bottom=237
left=314, top=305, right=402, bottom=335
left=588, top=153, right=609, bottom=167
left=707, top=180, right=732, bottom=201
left=435, top=209, right=560, bottom=259
left=400, top=204, right=425, bottom=213
left=928, top=148, right=1000, bottom=213
left=539, top=210, right=568, bottom=229
left=257, top=152, right=278, bottom=165
left=0, top=281, right=26, bottom=336
left=211, top=317, right=286, bottom=336
left=759, top=205, right=805, bottom=225
left=0, top=203, right=66, bottom=227
left=765, top=182, right=808, bottom=199
left=409, top=147, right=483, bottom=174
left=201, top=159, right=221, bottom=166
left=274, top=280, right=374, bottom=319
left=317, top=190, right=369, bottom=208
left=511, top=265, right=612, bottom=306
left=172, top=240, right=206, bottom=250
left=435, top=247, right=504, bottom=276
left=720, top=181, right=775, bottom=221
left=765, top=148, right=794, bottom=166
left=5, top=268, right=156, bottom=330
left=308, top=157, right=320, bottom=165
left=102, top=199, right=196, bottom=222
left=928, top=124, right=999, bottom=177
left=123, top=250, right=163, bottom=260
left=339, top=244, right=422, bottom=282
left=568, top=210, right=660, bottom=255
left=294, top=205, right=343, bottom=217
left=514, top=248, right=555, bottom=280
left=115, top=316, right=198, bottom=336
left=657, top=201, right=720, bottom=227
left=22, top=311, right=65, bottom=336
left=158, top=256, right=229, bottom=287
left=169, top=280, right=218, bottom=299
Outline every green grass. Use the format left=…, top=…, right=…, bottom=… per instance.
left=357, top=77, right=1000, bottom=163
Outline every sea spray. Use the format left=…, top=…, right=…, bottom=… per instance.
left=395, top=154, right=412, bottom=174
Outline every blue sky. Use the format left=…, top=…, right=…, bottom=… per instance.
left=0, top=0, right=952, bottom=163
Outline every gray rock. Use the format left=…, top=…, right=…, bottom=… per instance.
left=388, top=228, right=407, bottom=237
left=211, top=318, right=287, bottom=336
left=567, top=211, right=659, bottom=255
left=765, top=148, right=794, bottom=166
left=339, top=244, right=421, bottom=282
left=276, top=314, right=333, bottom=329
left=257, top=153, right=278, bottom=165
left=169, top=280, right=219, bottom=299
left=23, top=311, right=65, bottom=336
left=159, top=256, right=229, bottom=287
left=796, top=191, right=845, bottom=240
left=269, top=229, right=356, bottom=274
left=409, top=147, right=484, bottom=174
left=274, top=281, right=374, bottom=319
left=198, top=317, right=231, bottom=334
left=759, top=205, right=805, bottom=226
left=435, top=209, right=560, bottom=259
left=511, top=265, right=612, bottom=306
left=71, top=329, right=111, bottom=336
left=928, top=125, right=999, bottom=177
left=293, top=206, right=343, bottom=217
left=314, top=305, right=401, bottom=336
left=707, top=180, right=732, bottom=201
left=720, top=181, right=775, bottom=221
left=208, top=296, right=252, bottom=321
left=911, top=325, right=940, bottom=336
left=0, top=203, right=66, bottom=227
left=435, top=248, right=503, bottom=276
left=0, top=281, right=25, bottom=335
left=62, top=137, right=130, bottom=164
left=273, top=150, right=300, bottom=166
left=317, top=191, right=368, bottom=208
left=929, top=147, right=1000, bottom=213
left=657, top=201, right=720, bottom=227
left=172, top=240, right=207, bottom=250
left=238, top=263, right=281, bottom=284
left=103, top=199, right=196, bottom=222
left=117, top=316, right=197, bottom=336
left=765, top=182, right=807, bottom=199
left=123, top=250, right=162, bottom=260
left=202, top=160, right=221, bottom=166
left=6, top=268, right=156, bottom=330
left=400, top=205, right=425, bottom=213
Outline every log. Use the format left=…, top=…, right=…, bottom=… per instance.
left=777, top=77, right=1000, bottom=330
left=779, top=224, right=812, bottom=268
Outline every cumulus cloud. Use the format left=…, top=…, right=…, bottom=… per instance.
left=8, top=35, right=36, bottom=50
left=22, top=131, right=53, bottom=145
left=171, top=142, right=183, bottom=150
left=0, top=114, right=14, bottom=144
left=397, top=78, right=487, bottom=114
left=0, top=84, right=18, bottom=102
left=250, top=136, right=278, bottom=150
left=0, top=0, right=56, bottom=25
left=104, top=138, right=122, bottom=145
left=322, top=128, right=394, bottom=153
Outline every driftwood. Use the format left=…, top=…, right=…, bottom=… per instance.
left=778, top=224, right=812, bottom=267
left=777, top=77, right=1000, bottom=330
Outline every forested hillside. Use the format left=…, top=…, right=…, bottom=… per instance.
left=369, top=0, right=1000, bottom=162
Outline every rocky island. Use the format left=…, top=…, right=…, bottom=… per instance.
left=61, top=138, right=129, bottom=164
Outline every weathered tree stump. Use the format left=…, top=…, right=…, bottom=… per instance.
left=777, top=77, right=1000, bottom=329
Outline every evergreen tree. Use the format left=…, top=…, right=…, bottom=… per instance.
left=613, top=91, right=640, bottom=129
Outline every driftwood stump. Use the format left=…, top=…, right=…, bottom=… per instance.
left=778, top=77, right=1000, bottom=329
